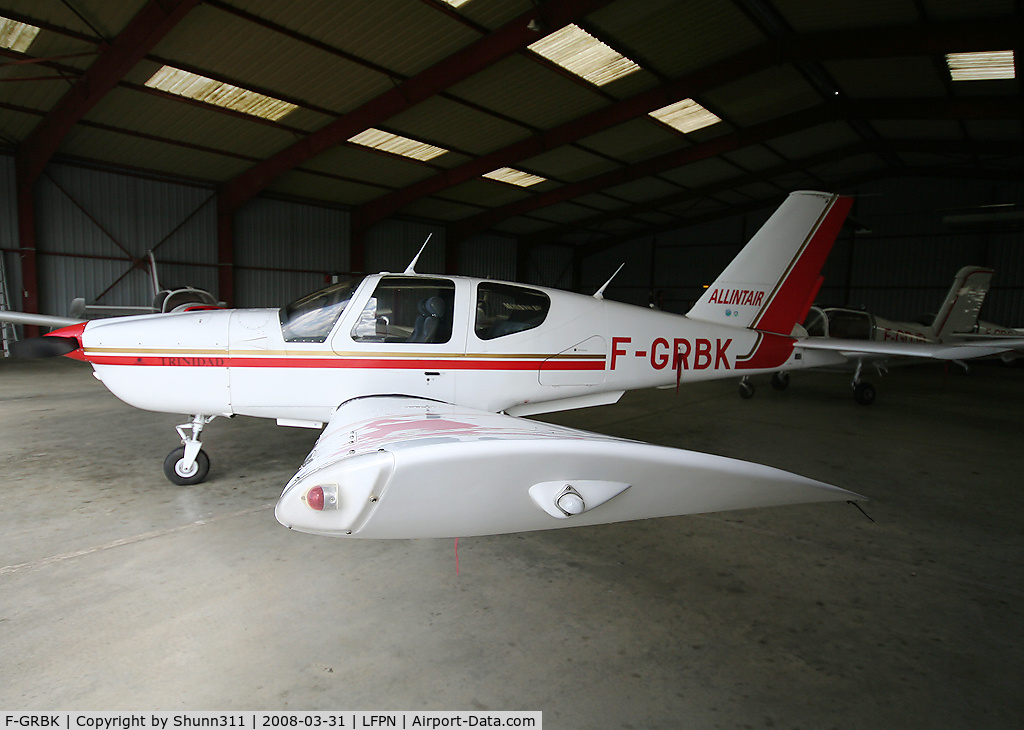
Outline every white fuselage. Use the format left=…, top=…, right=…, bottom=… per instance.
left=76, top=274, right=819, bottom=423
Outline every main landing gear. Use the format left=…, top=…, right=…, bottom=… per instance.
left=851, top=361, right=880, bottom=406
left=738, top=371, right=789, bottom=399
left=163, top=414, right=215, bottom=485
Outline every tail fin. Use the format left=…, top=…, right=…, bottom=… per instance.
left=688, top=191, right=852, bottom=336
left=930, top=265, right=994, bottom=339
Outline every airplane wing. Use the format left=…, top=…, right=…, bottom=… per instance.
left=796, top=337, right=1024, bottom=361
left=276, top=396, right=861, bottom=539
left=0, top=310, right=84, bottom=329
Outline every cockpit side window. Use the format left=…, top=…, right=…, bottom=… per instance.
left=279, top=278, right=361, bottom=343
left=475, top=283, right=550, bottom=340
left=826, top=310, right=872, bottom=340
left=351, top=276, right=456, bottom=344
left=803, top=308, right=827, bottom=337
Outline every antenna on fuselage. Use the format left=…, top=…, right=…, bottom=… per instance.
left=404, top=233, right=433, bottom=275
left=593, top=263, right=625, bottom=300
left=148, top=251, right=160, bottom=294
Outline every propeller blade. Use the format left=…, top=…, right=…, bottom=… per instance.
left=9, top=336, right=81, bottom=359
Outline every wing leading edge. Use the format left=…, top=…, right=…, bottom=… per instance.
left=276, top=396, right=861, bottom=539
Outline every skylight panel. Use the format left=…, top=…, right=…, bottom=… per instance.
left=528, top=24, right=641, bottom=86
left=347, top=128, right=450, bottom=162
left=0, top=16, right=41, bottom=53
left=649, top=99, right=721, bottom=134
left=145, top=65, right=297, bottom=121
left=946, top=51, right=1015, bottom=81
left=482, top=167, right=547, bottom=187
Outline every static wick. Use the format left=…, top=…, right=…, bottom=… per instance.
left=847, top=500, right=874, bottom=523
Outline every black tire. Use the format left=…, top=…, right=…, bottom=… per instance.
left=853, top=382, right=876, bottom=406
left=739, top=381, right=755, bottom=399
left=163, top=446, right=210, bottom=485
left=771, top=371, right=790, bottom=391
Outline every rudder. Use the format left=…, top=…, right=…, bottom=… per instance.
left=930, top=265, right=994, bottom=339
left=688, top=191, right=852, bottom=336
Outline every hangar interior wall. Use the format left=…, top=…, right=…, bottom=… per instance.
left=0, top=155, right=516, bottom=319
left=2, top=152, right=1019, bottom=331
left=585, top=178, right=1024, bottom=327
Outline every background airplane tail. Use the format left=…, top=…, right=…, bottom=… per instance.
left=930, top=265, right=993, bottom=339
left=687, top=191, right=852, bottom=336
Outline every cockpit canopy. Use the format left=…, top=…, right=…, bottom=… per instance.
left=278, top=275, right=553, bottom=345
left=280, top=278, right=362, bottom=343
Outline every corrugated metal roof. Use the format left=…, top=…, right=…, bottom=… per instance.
left=588, top=0, right=765, bottom=77
left=238, top=0, right=480, bottom=78
left=774, top=0, right=919, bottom=32
left=824, top=57, right=948, bottom=98
left=702, top=66, right=821, bottom=127
left=517, top=145, right=619, bottom=182
left=0, top=0, right=1015, bottom=255
left=448, top=54, right=609, bottom=130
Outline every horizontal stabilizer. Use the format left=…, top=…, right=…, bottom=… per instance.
left=797, top=336, right=1024, bottom=360
left=276, top=396, right=861, bottom=539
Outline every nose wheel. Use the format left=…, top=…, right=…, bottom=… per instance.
left=164, top=414, right=215, bottom=485
left=164, top=446, right=210, bottom=485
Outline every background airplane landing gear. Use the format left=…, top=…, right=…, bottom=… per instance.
left=771, top=371, right=790, bottom=391
left=164, top=446, right=210, bottom=485
left=853, top=381, right=876, bottom=406
left=739, top=376, right=755, bottom=399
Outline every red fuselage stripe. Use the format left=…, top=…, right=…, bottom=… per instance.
left=83, top=354, right=607, bottom=371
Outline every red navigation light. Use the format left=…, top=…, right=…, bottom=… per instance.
left=305, top=486, right=325, bottom=511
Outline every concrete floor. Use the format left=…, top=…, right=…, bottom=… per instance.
left=1, top=356, right=1021, bottom=728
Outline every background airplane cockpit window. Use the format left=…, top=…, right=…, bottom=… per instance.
left=475, top=283, right=550, bottom=340
left=280, top=278, right=362, bottom=343
left=351, top=276, right=455, bottom=344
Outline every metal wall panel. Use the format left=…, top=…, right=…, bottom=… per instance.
left=11, top=160, right=362, bottom=316
left=589, top=179, right=1024, bottom=323
left=364, top=220, right=445, bottom=275
left=0, top=154, right=20, bottom=319
left=524, top=245, right=573, bottom=290
left=235, top=197, right=350, bottom=308
left=459, top=233, right=516, bottom=281
left=34, top=164, right=217, bottom=316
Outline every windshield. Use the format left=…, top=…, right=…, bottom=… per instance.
left=279, top=278, right=362, bottom=343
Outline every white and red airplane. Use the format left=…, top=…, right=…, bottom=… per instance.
left=7, top=191, right=887, bottom=539
left=766, top=265, right=1024, bottom=404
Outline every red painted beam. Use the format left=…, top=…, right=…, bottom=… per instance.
left=15, top=0, right=200, bottom=190
left=450, top=96, right=1024, bottom=240
left=219, top=0, right=615, bottom=212
left=355, top=17, right=1020, bottom=229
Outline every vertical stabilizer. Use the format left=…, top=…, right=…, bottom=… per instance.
left=931, top=265, right=994, bottom=339
left=688, top=191, right=852, bottom=335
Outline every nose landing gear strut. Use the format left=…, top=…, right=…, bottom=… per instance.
left=163, top=414, right=215, bottom=485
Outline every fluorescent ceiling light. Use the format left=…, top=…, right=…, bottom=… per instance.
left=0, top=16, right=41, bottom=52
left=145, top=65, right=297, bottom=121
left=482, top=167, right=547, bottom=187
left=946, top=51, right=1015, bottom=81
left=438, top=0, right=473, bottom=7
left=649, top=98, right=721, bottom=134
left=529, top=24, right=641, bottom=86
left=348, top=128, right=449, bottom=162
